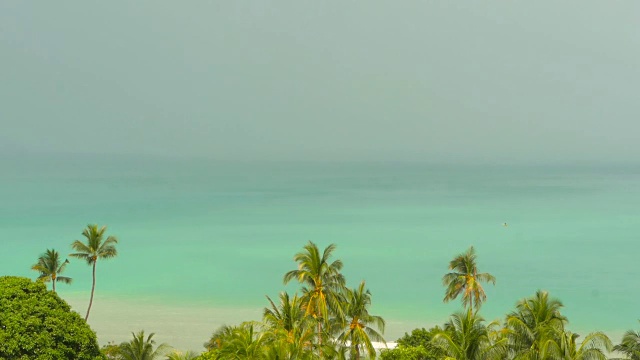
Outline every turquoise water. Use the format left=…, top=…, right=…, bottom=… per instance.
left=2, top=155, right=639, bottom=348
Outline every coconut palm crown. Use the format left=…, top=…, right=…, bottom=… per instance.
left=283, top=241, right=346, bottom=351
left=431, top=309, right=505, bottom=360
left=443, top=246, right=496, bottom=311
left=31, top=248, right=72, bottom=292
left=613, top=325, right=640, bottom=360
left=561, top=331, right=612, bottom=360
left=506, top=290, right=568, bottom=360
left=335, top=281, right=386, bottom=360
left=70, top=224, right=118, bottom=321
left=119, top=330, right=170, bottom=360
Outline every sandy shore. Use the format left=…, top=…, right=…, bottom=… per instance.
left=63, top=294, right=418, bottom=352
left=63, top=293, right=625, bottom=353
left=64, top=294, right=263, bottom=352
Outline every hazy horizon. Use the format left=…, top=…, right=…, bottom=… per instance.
left=2, top=2, right=639, bottom=163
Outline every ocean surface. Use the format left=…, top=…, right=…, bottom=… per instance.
left=1, top=155, right=639, bottom=351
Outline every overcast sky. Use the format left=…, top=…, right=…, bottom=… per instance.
left=1, top=2, right=638, bottom=163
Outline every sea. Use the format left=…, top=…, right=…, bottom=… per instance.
left=1, top=154, right=638, bottom=351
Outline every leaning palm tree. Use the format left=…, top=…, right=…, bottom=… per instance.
left=560, top=331, right=612, bottom=360
left=119, top=331, right=170, bottom=360
left=283, top=241, right=346, bottom=352
left=334, top=281, right=386, bottom=360
left=70, top=224, right=118, bottom=321
left=442, top=246, right=496, bottom=312
left=506, top=290, right=567, bottom=360
left=31, top=248, right=72, bottom=292
left=613, top=325, right=640, bottom=360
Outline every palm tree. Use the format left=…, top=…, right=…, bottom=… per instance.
left=431, top=309, right=505, bottom=360
left=263, top=292, right=316, bottom=359
left=443, top=246, right=496, bottom=312
left=213, top=322, right=268, bottom=360
left=70, top=224, right=118, bottom=321
left=334, top=281, right=386, bottom=360
left=31, top=248, right=72, bottom=292
left=613, top=325, right=640, bottom=360
left=283, top=241, right=346, bottom=351
left=119, top=331, right=170, bottom=360
left=204, top=325, right=235, bottom=352
left=165, top=350, right=198, bottom=360
left=560, top=331, right=612, bottom=360
left=506, top=290, right=567, bottom=360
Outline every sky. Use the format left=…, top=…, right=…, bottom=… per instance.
left=1, top=2, right=639, bottom=163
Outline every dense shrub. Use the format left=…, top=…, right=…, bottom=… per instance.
left=0, top=276, right=103, bottom=359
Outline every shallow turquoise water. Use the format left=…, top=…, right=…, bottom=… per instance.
left=2, top=155, right=639, bottom=344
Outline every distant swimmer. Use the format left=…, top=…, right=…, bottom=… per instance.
left=503, top=223, right=508, bottom=227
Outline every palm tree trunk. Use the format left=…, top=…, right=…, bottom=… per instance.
left=318, top=321, right=322, bottom=357
left=52, top=279, right=56, bottom=293
left=85, top=261, right=96, bottom=321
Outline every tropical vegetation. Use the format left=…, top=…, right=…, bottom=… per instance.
left=119, top=331, right=171, bottom=360
left=442, top=246, right=495, bottom=312
left=70, top=224, right=119, bottom=321
left=0, top=276, right=103, bottom=360
left=16, top=227, right=639, bottom=360
left=31, top=248, right=72, bottom=292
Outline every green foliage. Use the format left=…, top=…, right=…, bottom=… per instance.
left=431, top=310, right=505, bottom=360
left=506, top=290, right=567, bottom=359
left=442, top=246, right=496, bottom=311
left=263, top=292, right=317, bottom=359
left=560, top=331, right=612, bottom=360
left=166, top=350, right=199, bottom=360
left=380, top=346, right=433, bottom=360
left=31, top=248, right=72, bottom=292
left=283, top=241, right=346, bottom=321
left=118, top=330, right=170, bottom=360
left=70, top=224, right=119, bottom=321
left=199, top=322, right=274, bottom=359
left=397, top=328, right=441, bottom=348
left=101, top=341, right=124, bottom=359
left=334, top=281, right=386, bottom=359
left=0, top=276, right=103, bottom=360
left=613, top=325, right=640, bottom=360
left=70, top=224, right=119, bottom=265
left=283, top=241, right=348, bottom=355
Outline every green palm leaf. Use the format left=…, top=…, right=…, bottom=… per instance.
left=69, top=224, right=119, bottom=321
left=442, top=246, right=495, bottom=312
left=31, top=248, right=72, bottom=292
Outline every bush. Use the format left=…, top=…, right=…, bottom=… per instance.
left=380, top=346, right=433, bottom=360
left=0, top=276, right=103, bottom=359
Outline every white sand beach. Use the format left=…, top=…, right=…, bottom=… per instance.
left=64, top=294, right=417, bottom=353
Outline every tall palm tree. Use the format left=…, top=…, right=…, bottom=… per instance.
left=31, top=248, right=72, bottom=292
left=506, top=290, right=567, bottom=360
left=334, top=281, right=386, bottom=360
left=613, top=325, right=640, bottom=360
left=283, top=241, right=346, bottom=351
left=443, top=246, right=496, bottom=312
left=70, top=224, right=118, bottom=321
left=431, top=309, right=505, bottom=360
left=560, top=331, right=612, bottom=360
left=119, top=331, right=170, bottom=360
